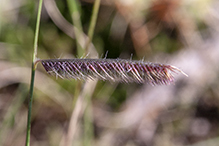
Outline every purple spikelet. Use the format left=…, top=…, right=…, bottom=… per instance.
left=40, top=59, right=187, bottom=85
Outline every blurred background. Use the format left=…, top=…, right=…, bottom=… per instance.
left=1, top=0, right=219, bottom=146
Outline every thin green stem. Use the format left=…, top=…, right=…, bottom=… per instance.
left=25, top=0, right=43, bottom=146
left=67, top=0, right=84, bottom=57
left=85, top=0, right=101, bottom=54
left=25, top=68, right=36, bottom=146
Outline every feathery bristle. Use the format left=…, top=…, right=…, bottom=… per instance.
left=40, top=59, right=187, bottom=85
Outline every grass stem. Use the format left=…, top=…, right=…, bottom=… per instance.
left=83, top=1, right=101, bottom=144
left=67, top=0, right=84, bottom=57
left=85, top=0, right=101, bottom=54
left=25, top=0, right=43, bottom=145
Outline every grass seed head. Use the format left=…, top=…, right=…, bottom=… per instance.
left=40, top=58, right=187, bottom=85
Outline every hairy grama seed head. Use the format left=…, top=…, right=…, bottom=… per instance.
left=40, top=58, right=187, bottom=85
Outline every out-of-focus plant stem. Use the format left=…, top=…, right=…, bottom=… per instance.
left=84, top=0, right=101, bottom=145
left=65, top=1, right=100, bottom=146
left=25, top=0, right=43, bottom=146
left=83, top=92, right=94, bottom=146
left=65, top=1, right=85, bottom=146
left=67, top=0, right=84, bottom=57
left=85, top=0, right=101, bottom=54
